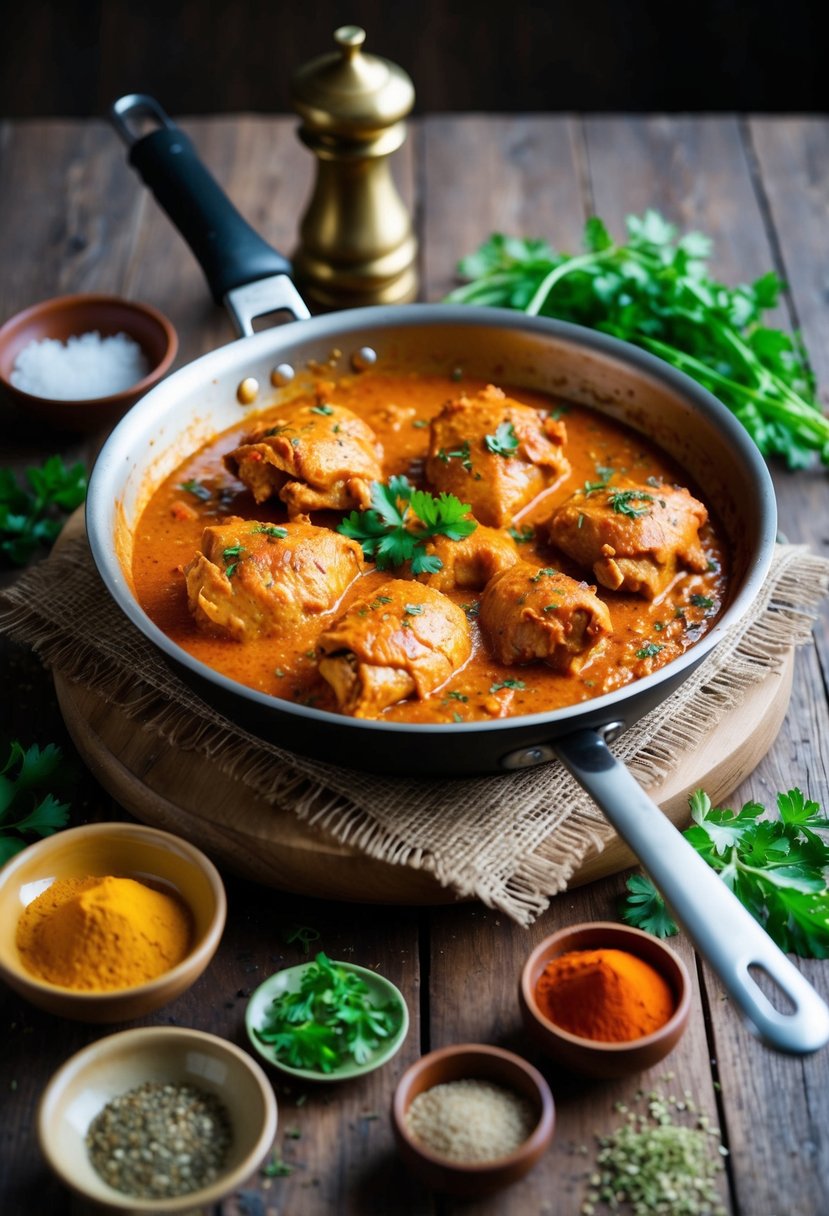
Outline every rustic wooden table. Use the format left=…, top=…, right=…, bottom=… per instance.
left=1, top=114, right=828, bottom=1216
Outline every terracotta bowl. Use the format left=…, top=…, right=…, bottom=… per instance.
left=519, top=921, right=691, bottom=1079
left=38, top=1026, right=277, bottom=1214
left=0, top=822, right=226, bottom=1022
left=391, top=1044, right=555, bottom=1197
left=0, top=293, right=177, bottom=432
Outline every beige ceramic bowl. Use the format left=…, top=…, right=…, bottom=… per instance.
left=519, top=921, right=691, bottom=1079
left=391, top=1043, right=555, bottom=1198
left=38, top=1026, right=278, bottom=1214
left=0, top=293, right=177, bottom=432
left=0, top=822, right=226, bottom=1022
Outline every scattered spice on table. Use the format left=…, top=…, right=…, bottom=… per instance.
left=11, top=331, right=148, bottom=400
left=535, top=948, right=675, bottom=1042
left=86, top=1080, right=232, bottom=1199
left=405, top=1078, right=535, bottom=1162
left=580, top=1086, right=727, bottom=1215
left=16, top=875, right=192, bottom=990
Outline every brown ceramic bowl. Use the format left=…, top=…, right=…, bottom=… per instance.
left=391, top=1044, right=555, bottom=1197
left=0, top=293, right=177, bottom=431
left=520, top=921, right=691, bottom=1079
left=0, top=822, right=226, bottom=1022
left=38, top=1026, right=277, bottom=1213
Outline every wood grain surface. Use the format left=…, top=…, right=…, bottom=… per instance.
left=1, top=114, right=828, bottom=1216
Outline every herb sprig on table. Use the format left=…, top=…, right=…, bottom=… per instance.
left=622, top=788, right=829, bottom=957
left=338, top=476, right=477, bottom=575
left=0, top=456, right=87, bottom=565
left=0, top=740, right=71, bottom=864
left=254, top=952, right=402, bottom=1073
left=447, top=211, right=829, bottom=467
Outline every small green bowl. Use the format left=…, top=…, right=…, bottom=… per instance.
left=245, top=959, right=409, bottom=1082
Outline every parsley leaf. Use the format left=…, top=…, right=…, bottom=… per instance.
left=490, top=678, right=526, bottom=693
left=448, top=212, right=829, bottom=468
left=0, top=741, right=71, bottom=864
left=251, top=524, right=288, bottom=538
left=508, top=525, right=535, bottom=543
left=254, top=952, right=402, bottom=1072
left=179, top=479, right=212, bottom=502
left=484, top=421, right=519, bottom=456
left=621, top=787, right=829, bottom=956
left=636, top=642, right=664, bottom=659
left=608, top=489, right=653, bottom=517
left=338, top=477, right=477, bottom=574
left=0, top=457, right=87, bottom=566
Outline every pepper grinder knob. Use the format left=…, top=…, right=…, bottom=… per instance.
left=290, top=25, right=418, bottom=308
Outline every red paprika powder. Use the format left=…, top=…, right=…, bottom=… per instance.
left=534, top=947, right=675, bottom=1042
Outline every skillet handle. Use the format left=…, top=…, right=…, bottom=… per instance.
left=110, top=94, right=309, bottom=331
left=555, top=728, right=829, bottom=1055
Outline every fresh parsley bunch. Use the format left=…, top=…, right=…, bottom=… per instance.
left=0, top=741, right=72, bottom=864
left=0, top=456, right=87, bottom=565
left=254, top=952, right=402, bottom=1073
left=622, top=788, right=829, bottom=957
left=338, top=475, right=477, bottom=575
left=447, top=211, right=828, bottom=468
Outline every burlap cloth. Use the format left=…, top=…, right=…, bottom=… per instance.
left=1, top=536, right=827, bottom=925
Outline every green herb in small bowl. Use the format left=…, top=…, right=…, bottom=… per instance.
left=245, top=952, right=409, bottom=1081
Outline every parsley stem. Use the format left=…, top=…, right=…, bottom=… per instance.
left=524, top=248, right=618, bottom=316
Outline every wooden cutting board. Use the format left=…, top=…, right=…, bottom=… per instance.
left=54, top=649, right=794, bottom=904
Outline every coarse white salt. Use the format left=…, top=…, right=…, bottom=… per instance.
left=405, top=1077, right=536, bottom=1163
left=10, top=330, right=150, bottom=400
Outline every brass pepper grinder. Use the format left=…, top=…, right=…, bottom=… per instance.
left=290, top=25, right=418, bottom=308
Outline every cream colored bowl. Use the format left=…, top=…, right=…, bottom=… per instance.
left=0, top=822, right=226, bottom=1022
left=38, top=1026, right=277, bottom=1213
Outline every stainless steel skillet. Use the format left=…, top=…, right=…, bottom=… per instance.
left=87, top=95, right=829, bottom=1053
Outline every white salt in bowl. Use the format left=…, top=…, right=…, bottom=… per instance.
left=0, top=293, right=177, bottom=432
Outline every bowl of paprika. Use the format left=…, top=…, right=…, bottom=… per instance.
left=519, top=922, right=691, bottom=1078
left=0, top=822, right=226, bottom=1022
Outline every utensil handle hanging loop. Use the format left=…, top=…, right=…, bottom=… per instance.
left=556, top=728, right=829, bottom=1055
left=109, top=94, right=309, bottom=334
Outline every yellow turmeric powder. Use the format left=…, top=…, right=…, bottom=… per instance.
left=535, top=947, right=675, bottom=1042
left=16, top=875, right=192, bottom=991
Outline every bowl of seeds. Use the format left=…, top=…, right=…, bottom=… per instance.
left=38, top=1026, right=277, bottom=1213
left=391, top=1043, right=555, bottom=1197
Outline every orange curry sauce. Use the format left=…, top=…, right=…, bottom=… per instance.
left=132, top=372, right=728, bottom=723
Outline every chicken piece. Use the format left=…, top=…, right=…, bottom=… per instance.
left=225, top=401, right=383, bottom=518
left=184, top=516, right=364, bottom=642
left=317, top=580, right=471, bottom=718
left=480, top=562, right=612, bottom=674
left=546, top=480, right=709, bottom=600
left=425, top=384, right=570, bottom=527
left=419, top=524, right=519, bottom=592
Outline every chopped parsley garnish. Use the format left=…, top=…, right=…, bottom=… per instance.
left=310, top=404, right=334, bottom=415
left=508, top=525, right=535, bottom=543
left=653, top=621, right=666, bottom=631
left=490, top=678, right=526, bottom=693
left=179, top=479, right=212, bottom=502
left=251, top=523, right=288, bottom=538
left=608, top=489, right=653, bottom=517
left=403, top=603, right=424, bottom=616
left=437, top=441, right=473, bottom=472
left=577, top=511, right=585, bottom=529
left=447, top=691, right=468, bottom=702
left=263, top=424, right=290, bottom=437
left=222, top=544, right=245, bottom=577
left=452, top=712, right=464, bottom=723
left=690, top=594, right=715, bottom=609
left=369, top=594, right=393, bottom=609
left=542, top=603, right=560, bottom=612
left=484, top=421, right=519, bottom=456
left=412, top=418, right=429, bottom=429
left=530, top=567, right=557, bottom=583
left=636, top=641, right=664, bottom=659
left=462, top=601, right=480, bottom=620
left=337, top=476, right=477, bottom=575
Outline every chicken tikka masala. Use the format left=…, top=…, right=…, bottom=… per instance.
left=133, top=371, right=727, bottom=723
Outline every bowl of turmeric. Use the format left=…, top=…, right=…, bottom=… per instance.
left=0, top=822, right=226, bottom=1022
left=519, top=922, right=691, bottom=1078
